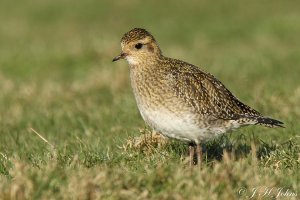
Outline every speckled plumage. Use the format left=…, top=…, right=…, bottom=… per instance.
left=113, top=28, right=284, bottom=166
left=121, top=28, right=156, bottom=45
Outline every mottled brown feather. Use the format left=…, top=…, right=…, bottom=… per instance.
left=163, top=58, right=261, bottom=120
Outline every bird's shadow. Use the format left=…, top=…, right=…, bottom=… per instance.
left=168, top=134, right=285, bottom=162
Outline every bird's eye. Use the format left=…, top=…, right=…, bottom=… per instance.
left=135, top=43, right=143, bottom=49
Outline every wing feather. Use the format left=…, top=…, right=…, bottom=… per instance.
left=169, top=62, right=261, bottom=120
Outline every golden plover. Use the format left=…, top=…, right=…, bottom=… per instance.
left=113, top=28, right=284, bottom=167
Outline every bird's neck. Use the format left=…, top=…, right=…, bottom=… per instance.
left=128, top=54, right=164, bottom=70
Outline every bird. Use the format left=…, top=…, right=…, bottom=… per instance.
left=113, top=28, right=284, bottom=167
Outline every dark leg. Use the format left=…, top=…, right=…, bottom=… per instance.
left=189, top=143, right=195, bottom=168
left=196, top=143, right=202, bottom=168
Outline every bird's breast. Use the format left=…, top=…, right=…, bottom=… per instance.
left=129, top=67, right=177, bottom=109
left=129, top=67, right=203, bottom=140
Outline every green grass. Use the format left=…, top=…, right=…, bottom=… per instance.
left=0, top=0, right=300, bottom=199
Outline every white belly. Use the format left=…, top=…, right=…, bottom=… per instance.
left=138, top=107, right=228, bottom=142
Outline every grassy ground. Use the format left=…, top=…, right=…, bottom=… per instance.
left=0, top=0, right=299, bottom=199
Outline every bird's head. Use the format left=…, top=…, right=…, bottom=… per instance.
left=113, top=28, right=162, bottom=65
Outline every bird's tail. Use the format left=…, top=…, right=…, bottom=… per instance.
left=237, top=115, right=284, bottom=128
left=255, top=117, right=285, bottom=128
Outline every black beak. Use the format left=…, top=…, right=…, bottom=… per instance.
left=112, top=52, right=127, bottom=62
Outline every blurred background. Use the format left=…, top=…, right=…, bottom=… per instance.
left=0, top=0, right=299, bottom=157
